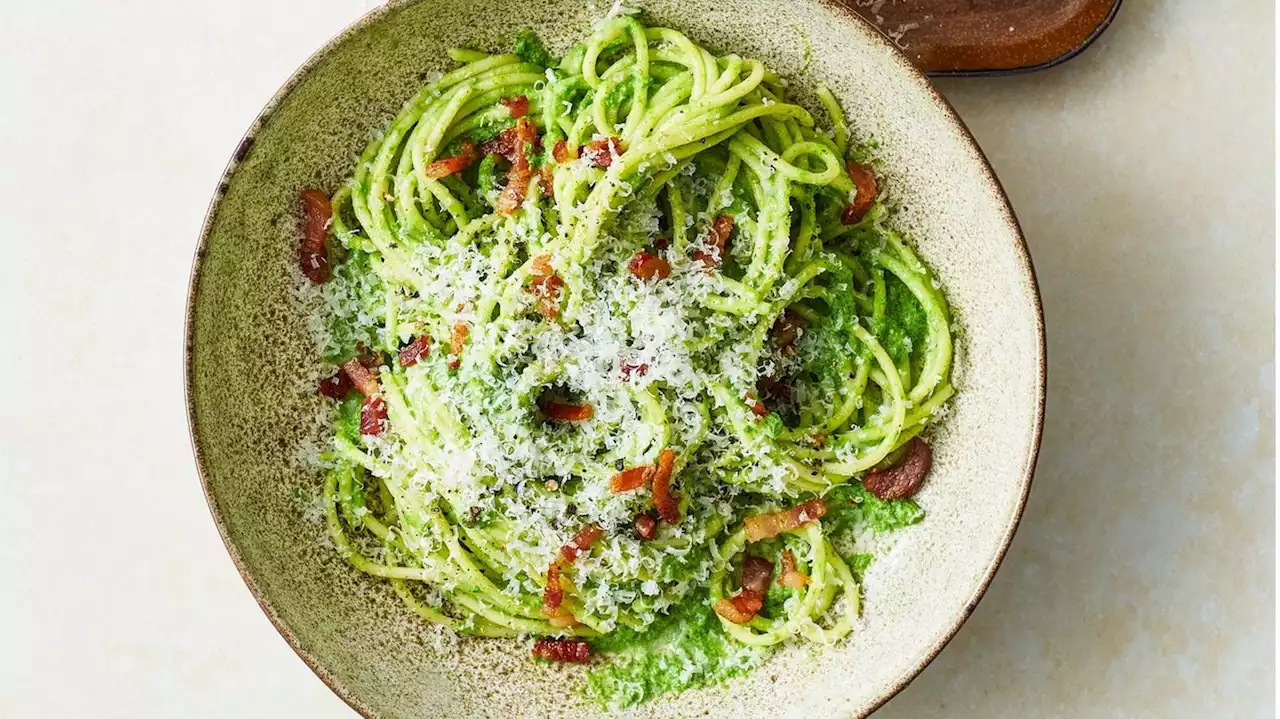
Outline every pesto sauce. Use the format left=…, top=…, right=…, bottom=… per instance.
left=585, top=594, right=763, bottom=709
left=876, top=273, right=928, bottom=366
left=513, top=28, right=554, bottom=68
left=823, top=481, right=925, bottom=535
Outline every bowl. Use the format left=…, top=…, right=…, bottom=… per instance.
left=185, top=1, right=1046, bottom=716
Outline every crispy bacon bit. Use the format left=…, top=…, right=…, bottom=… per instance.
left=773, top=310, right=805, bottom=353
left=743, top=393, right=768, bottom=418
left=743, top=499, right=828, bottom=543
left=778, top=550, right=810, bottom=589
left=651, top=449, right=679, bottom=524
left=542, top=561, right=565, bottom=615
left=532, top=638, right=591, bottom=664
left=621, top=360, right=649, bottom=380
left=527, top=254, right=564, bottom=319
left=740, top=555, right=774, bottom=594
left=317, top=371, right=352, bottom=399
left=500, top=95, right=529, bottom=118
left=552, top=139, right=575, bottom=163
left=538, top=396, right=594, bottom=421
left=299, top=188, right=332, bottom=283
left=480, top=129, right=519, bottom=164
left=693, top=214, right=734, bottom=268
left=341, top=358, right=379, bottom=397
left=609, top=465, right=654, bottom=493
left=448, top=321, right=468, bottom=370
left=811, top=433, right=827, bottom=449
left=423, top=140, right=477, bottom=179
left=583, top=136, right=624, bottom=167
left=397, top=335, right=431, bottom=367
left=757, top=377, right=790, bottom=406
left=497, top=161, right=534, bottom=214
left=862, top=437, right=932, bottom=500
left=628, top=251, right=671, bottom=281
left=558, top=523, right=604, bottom=564
left=634, top=513, right=658, bottom=541
left=841, top=162, right=878, bottom=225
left=714, top=556, right=773, bottom=624
left=359, top=394, right=388, bottom=436
left=486, top=118, right=540, bottom=214
left=713, top=596, right=759, bottom=624
left=513, top=116, right=539, bottom=147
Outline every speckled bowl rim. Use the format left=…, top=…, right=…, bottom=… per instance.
left=184, top=2, right=1047, bottom=716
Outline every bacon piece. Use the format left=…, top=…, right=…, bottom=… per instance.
left=480, top=128, right=520, bottom=164
left=529, top=273, right=564, bottom=318
left=841, top=162, right=878, bottom=225
left=757, top=377, right=790, bottom=406
left=714, top=555, right=774, bottom=624
left=772, top=310, right=805, bottom=353
left=532, top=638, right=591, bottom=664
left=740, top=555, right=774, bottom=594
left=397, top=335, right=431, bottom=367
left=743, top=499, right=827, bottom=542
left=609, top=465, right=654, bottom=493
left=628, top=251, right=671, bottom=281
left=778, top=549, right=810, bottom=589
left=651, top=449, right=679, bottom=524
left=500, top=95, right=529, bottom=118
left=634, top=513, right=658, bottom=541
left=299, top=188, right=332, bottom=283
left=527, top=254, right=564, bottom=319
left=513, top=116, right=539, bottom=148
left=551, top=139, right=575, bottom=163
left=531, top=253, right=554, bottom=276
left=558, top=523, right=604, bottom=564
left=359, top=394, right=388, bottom=436
left=496, top=161, right=534, bottom=214
left=583, top=136, right=624, bottom=167
left=423, top=140, right=477, bottom=179
left=494, top=118, right=541, bottom=214
left=481, top=116, right=538, bottom=163
left=448, top=321, right=468, bottom=370
left=538, top=396, right=594, bottom=421
left=744, top=393, right=768, bottom=417
left=542, top=561, right=565, bottom=615
left=862, top=437, right=932, bottom=500
left=713, top=593, right=764, bottom=624
left=317, top=371, right=352, bottom=399
left=341, top=358, right=379, bottom=397
left=692, top=214, right=733, bottom=269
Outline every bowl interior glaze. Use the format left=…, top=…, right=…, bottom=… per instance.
left=186, top=1, right=1045, bottom=716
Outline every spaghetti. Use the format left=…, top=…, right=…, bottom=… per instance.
left=306, top=14, right=954, bottom=686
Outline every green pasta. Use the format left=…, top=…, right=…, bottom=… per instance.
left=306, top=16, right=954, bottom=702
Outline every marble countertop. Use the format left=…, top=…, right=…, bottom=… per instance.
left=0, top=0, right=1271, bottom=716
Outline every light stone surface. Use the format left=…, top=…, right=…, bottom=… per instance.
left=0, top=0, right=1271, bottom=717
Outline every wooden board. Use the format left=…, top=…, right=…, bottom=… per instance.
left=839, top=0, right=1123, bottom=76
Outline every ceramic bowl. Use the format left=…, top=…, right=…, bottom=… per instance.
left=186, top=1, right=1046, bottom=716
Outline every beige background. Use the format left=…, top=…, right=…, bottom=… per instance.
left=0, top=0, right=1272, bottom=717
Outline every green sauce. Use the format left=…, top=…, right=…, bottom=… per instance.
left=876, top=273, right=928, bottom=367
left=513, top=28, right=554, bottom=68
left=586, top=594, right=763, bottom=709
